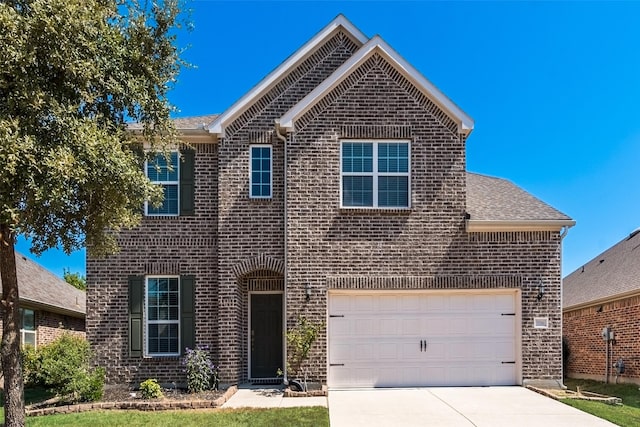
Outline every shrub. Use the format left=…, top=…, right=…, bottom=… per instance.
left=183, top=347, right=217, bottom=393
left=25, top=334, right=105, bottom=403
left=286, top=316, right=323, bottom=379
left=21, top=345, right=40, bottom=387
left=139, top=379, right=164, bottom=399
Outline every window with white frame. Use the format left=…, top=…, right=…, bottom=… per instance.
left=146, top=277, right=180, bottom=356
left=250, top=145, right=272, bottom=198
left=146, top=152, right=179, bottom=215
left=20, top=308, right=36, bottom=347
left=341, top=141, right=410, bottom=208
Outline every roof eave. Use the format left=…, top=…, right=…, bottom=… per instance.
left=21, top=299, right=85, bottom=318
left=209, top=14, right=368, bottom=138
left=466, top=219, right=576, bottom=232
left=278, top=35, right=475, bottom=135
left=563, top=289, right=640, bottom=312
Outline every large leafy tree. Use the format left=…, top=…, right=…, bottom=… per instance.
left=0, top=0, right=186, bottom=425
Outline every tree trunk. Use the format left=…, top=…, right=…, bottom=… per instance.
left=0, top=224, right=25, bottom=427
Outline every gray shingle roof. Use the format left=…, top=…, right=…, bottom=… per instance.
left=127, top=114, right=219, bottom=131
left=466, top=172, right=572, bottom=222
left=4, top=253, right=86, bottom=317
left=563, top=231, right=640, bottom=309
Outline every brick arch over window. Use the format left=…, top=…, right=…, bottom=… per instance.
left=232, top=254, right=285, bottom=279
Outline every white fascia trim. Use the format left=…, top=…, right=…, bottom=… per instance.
left=466, top=219, right=576, bottom=232
left=279, top=35, right=475, bottom=135
left=208, top=14, right=368, bottom=137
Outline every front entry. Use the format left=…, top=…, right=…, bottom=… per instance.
left=250, top=293, right=283, bottom=379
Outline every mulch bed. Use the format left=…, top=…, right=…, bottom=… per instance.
left=26, top=385, right=237, bottom=417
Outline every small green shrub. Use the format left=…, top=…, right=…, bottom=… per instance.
left=24, top=334, right=105, bottom=403
left=139, top=379, right=164, bottom=399
left=286, top=316, right=323, bottom=379
left=183, top=347, right=217, bottom=393
left=21, top=344, right=40, bottom=387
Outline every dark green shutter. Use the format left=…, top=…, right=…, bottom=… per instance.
left=180, top=149, right=195, bottom=216
left=128, top=276, right=144, bottom=357
left=181, top=275, right=195, bottom=355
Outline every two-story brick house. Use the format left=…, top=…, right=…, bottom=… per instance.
left=87, top=15, right=574, bottom=388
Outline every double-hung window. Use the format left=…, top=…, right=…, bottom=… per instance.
left=250, top=145, right=272, bottom=198
left=146, top=152, right=179, bottom=215
left=341, top=140, right=410, bottom=208
left=146, top=277, right=180, bottom=356
left=19, top=308, right=36, bottom=347
left=129, top=275, right=194, bottom=358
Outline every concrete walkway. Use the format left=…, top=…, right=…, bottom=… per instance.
left=329, top=387, right=618, bottom=427
left=221, top=385, right=328, bottom=409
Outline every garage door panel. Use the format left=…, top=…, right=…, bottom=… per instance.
left=329, top=291, right=518, bottom=388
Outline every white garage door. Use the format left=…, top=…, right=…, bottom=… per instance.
left=328, top=291, right=519, bottom=388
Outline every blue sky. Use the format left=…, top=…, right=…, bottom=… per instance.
left=17, top=1, right=640, bottom=279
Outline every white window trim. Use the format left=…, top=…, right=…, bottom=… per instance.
left=145, top=276, right=181, bottom=357
left=340, top=140, right=411, bottom=209
left=20, top=308, right=36, bottom=348
left=144, top=152, right=180, bottom=216
left=249, top=144, right=273, bottom=199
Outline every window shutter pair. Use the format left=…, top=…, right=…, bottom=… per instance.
left=128, top=275, right=195, bottom=357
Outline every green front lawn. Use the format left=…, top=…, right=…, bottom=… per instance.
left=563, top=378, right=640, bottom=427
left=27, top=407, right=329, bottom=427
left=1, top=406, right=328, bottom=427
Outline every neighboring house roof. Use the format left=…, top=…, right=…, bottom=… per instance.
left=563, top=231, right=640, bottom=310
left=208, top=15, right=368, bottom=137
left=466, top=172, right=575, bottom=232
left=5, top=253, right=86, bottom=317
left=278, top=35, right=474, bottom=136
left=128, top=114, right=219, bottom=131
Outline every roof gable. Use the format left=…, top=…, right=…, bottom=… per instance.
left=278, top=35, right=474, bottom=135
left=208, top=15, right=367, bottom=137
left=563, top=231, right=640, bottom=309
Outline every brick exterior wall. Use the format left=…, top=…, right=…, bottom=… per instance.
left=286, top=53, right=563, bottom=383
left=0, top=309, right=85, bottom=347
left=87, top=142, right=219, bottom=384
left=216, top=30, right=361, bottom=383
left=87, top=28, right=564, bottom=386
left=563, top=295, right=640, bottom=384
left=35, top=311, right=85, bottom=345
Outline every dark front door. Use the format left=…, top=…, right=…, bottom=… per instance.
left=250, top=293, right=283, bottom=378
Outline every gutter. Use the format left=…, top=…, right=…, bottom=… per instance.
left=275, top=122, right=289, bottom=385
left=466, top=219, right=576, bottom=232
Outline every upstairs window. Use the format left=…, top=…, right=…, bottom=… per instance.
left=146, top=152, right=179, bottom=215
left=250, top=145, right=272, bottom=199
left=341, top=141, right=410, bottom=208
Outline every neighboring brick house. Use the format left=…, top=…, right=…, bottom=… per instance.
left=0, top=253, right=86, bottom=348
left=563, top=230, right=640, bottom=385
left=87, top=15, right=574, bottom=388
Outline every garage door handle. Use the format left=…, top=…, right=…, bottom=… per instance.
left=420, top=340, right=427, bottom=352
left=501, top=361, right=516, bottom=364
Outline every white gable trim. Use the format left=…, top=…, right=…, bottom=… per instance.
left=278, top=36, right=474, bottom=135
left=208, top=15, right=368, bottom=137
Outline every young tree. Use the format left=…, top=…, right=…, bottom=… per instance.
left=0, top=1, right=186, bottom=425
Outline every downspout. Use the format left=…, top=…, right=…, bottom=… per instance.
left=275, top=122, right=288, bottom=385
left=559, top=224, right=570, bottom=385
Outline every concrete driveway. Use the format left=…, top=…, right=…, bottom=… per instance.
left=328, top=387, right=617, bottom=427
